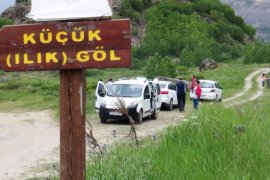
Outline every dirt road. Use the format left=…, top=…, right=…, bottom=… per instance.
left=0, top=110, right=59, bottom=179
left=223, top=68, right=270, bottom=105
left=0, top=68, right=269, bottom=179
left=0, top=107, right=186, bottom=179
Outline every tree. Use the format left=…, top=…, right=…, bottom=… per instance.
left=144, top=53, right=176, bottom=79
left=16, top=0, right=29, bottom=4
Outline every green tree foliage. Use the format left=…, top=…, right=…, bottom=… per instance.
left=118, top=0, right=152, bottom=23
left=130, top=0, right=256, bottom=68
left=16, top=0, right=29, bottom=3
left=0, top=18, right=13, bottom=28
left=244, top=43, right=270, bottom=64
left=143, top=53, right=176, bottom=79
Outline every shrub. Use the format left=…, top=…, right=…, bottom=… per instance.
left=195, top=72, right=205, bottom=79
left=244, top=43, right=270, bottom=64
left=0, top=18, right=13, bottom=28
left=87, top=79, right=98, bottom=94
left=16, top=0, right=29, bottom=3
left=131, top=27, right=139, bottom=36
left=143, top=53, right=176, bottom=79
left=0, top=69, right=4, bottom=76
left=176, top=65, right=187, bottom=73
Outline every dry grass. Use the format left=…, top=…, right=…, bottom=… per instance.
left=112, top=96, right=139, bottom=147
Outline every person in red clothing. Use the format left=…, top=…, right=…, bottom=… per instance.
left=192, top=80, right=201, bottom=109
left=190, top=75, right=196, bottom=92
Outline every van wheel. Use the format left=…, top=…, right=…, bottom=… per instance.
left=136, top=110, right=143, bottom=124
left=168, top=99, right=173, bottom=110
left=219, top=96, right=222, bottom=102
left=151, top=110, right=158, bottom=120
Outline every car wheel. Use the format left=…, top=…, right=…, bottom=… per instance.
left=168, top=99, right=173, bottom=110
left=214, top=95, right=218, bottom=102
left=151, top=110, right=158, bottom=120
left=136, top=109, right=143, bottom=124
left=100, top=117, right=107, bottom=123
left=219, top=95, right=222, bottom=102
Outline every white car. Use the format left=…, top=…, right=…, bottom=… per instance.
left=95, top=78, right=161, bottom=124
left=159, top=81, right=178, bottom=110
left=198, top=80, right=223, bottom=101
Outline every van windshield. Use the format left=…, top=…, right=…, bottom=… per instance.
left=107, top=84, right=143, bottom=97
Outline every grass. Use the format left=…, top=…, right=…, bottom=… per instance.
left=0, top=61, right=267, bottom=115
left=86, top=90, right=270, bottom=179
left=0, top=68, right=143, bottom=116
left=186, top=60, right=262, bottom=98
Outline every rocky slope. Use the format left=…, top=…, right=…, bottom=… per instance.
left=221, top=0, right=270, bottom=41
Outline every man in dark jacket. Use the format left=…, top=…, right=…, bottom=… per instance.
left=176, top=78, right=186, bottom=112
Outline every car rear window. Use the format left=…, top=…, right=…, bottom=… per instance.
left=200, top=82, right=214, bottom=88
left=159, top=83, right=167, bottom=89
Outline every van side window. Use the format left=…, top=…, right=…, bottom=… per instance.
left=144, top=86, right=150, bottom=99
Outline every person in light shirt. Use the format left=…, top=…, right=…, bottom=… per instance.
left=105, top=77, right=113, bottom=90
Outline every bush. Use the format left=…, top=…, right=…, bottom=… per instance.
left=244, top=43, right=270, bottom=64
left=0, top=69, right=4, bottom=76
left=176, top=65, right=187, bottom=73
left=16, top=0, right=29, bottom=3
left=87, top=79, right=98, bottom=94
left=119, top=0, right=144, bottom=23
left=131, top=26, right=139, bottom=36
left=195, top=72, right=205, bottom=80
left=143, top=53, right=176, bottom=79
left=0, top=18, right=13, bottom=28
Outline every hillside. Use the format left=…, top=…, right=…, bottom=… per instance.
left=117, top=0, right=256, bottom=76
left=221, top=0, right=270, bottom=41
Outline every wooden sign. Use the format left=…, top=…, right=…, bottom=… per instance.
left=0, top=20, right=131, bottom=71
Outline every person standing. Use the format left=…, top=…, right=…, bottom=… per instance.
left=189, top=75, right=196, bottom=99
left=106, top=77, right=113, bottom=90
left=261, top=73, right=266, bottom=87
left=190, top=75, right=196, bottom=92
left=192, top=80, right=202, bottom=110
left=176, top=78, right=186, bottom=112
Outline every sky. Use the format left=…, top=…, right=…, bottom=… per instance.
left=0, top=0, right=15, bottom=14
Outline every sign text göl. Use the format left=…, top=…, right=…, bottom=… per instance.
left=0, top=19, right=131, bottom=71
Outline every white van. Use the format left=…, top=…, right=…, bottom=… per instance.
left=95, top=78, right=161, bottom=123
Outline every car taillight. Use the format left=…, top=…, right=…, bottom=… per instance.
left=210, top=89, right=215, bottom=92
left=161, top=90, right=169, bottom=94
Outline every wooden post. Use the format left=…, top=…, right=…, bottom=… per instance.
left=60, top=69, right=86, bottom=180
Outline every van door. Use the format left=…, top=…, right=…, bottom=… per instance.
left=95, top=81, right=107, bottom=112
left=155, top=83, right=162, bottom=111
left=143, top=85, right=151, bottom=116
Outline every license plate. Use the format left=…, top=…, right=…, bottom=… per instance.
left=109, top=111, right=122, bottom=116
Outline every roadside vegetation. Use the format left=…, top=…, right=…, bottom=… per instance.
left=87, top=86, right=270, bottom=179
left=0, top=0, right=268, bottom=114
left=1, top=0, right=270, bottom=179
left=0, top=69, right=142, bottom=114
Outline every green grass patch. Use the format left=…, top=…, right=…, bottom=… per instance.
left=186, top=61, right=263, bottom=98
left=86, top=93, right=270, bottom=179
left=0, top=69, right=143, bottom=116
